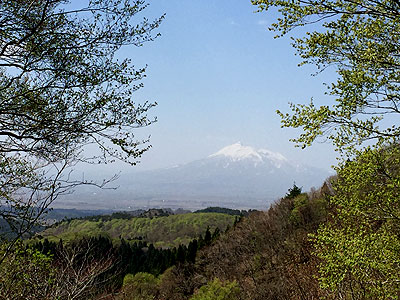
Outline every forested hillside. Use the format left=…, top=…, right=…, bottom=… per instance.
left=118, top=152, right=400, bottom=300
left=1, top=210, right=233, bottom=299
left=119, top=183, right=332, bottom=299
left=39, top=212, right=236, bottom=248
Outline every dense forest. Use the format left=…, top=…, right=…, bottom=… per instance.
left=38, top=212, right=236, bottom=248
left=1, top=222, right=222, bottom=299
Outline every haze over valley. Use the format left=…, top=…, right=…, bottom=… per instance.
left=59, top=142, right=331, bottom=211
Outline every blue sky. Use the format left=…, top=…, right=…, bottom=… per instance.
left=105, top=0, right=339, bottom=172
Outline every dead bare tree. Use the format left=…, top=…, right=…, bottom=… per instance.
left=51, top=238, right=118, bottom=300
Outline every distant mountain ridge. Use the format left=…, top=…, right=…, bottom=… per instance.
left=59, top=143, right=331, bottom=210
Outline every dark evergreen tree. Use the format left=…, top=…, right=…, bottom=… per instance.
left=187, top=239, right=198, bottom=263
left=204, top=226, right=212, bottom=245
left=285, top=183, right=302, bottom=199
left=176, top=245, right=186, bottom=263
left=198, top=234, right=205, bottom=248
left=212, top=227, right=220, bottom=241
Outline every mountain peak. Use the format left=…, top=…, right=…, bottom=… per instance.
left=208, top=142, right=289, bottom=167
left=209, top=142, right=262, bottom=161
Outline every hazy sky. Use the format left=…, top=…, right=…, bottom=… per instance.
left=93, top=0, right=340, bottom=173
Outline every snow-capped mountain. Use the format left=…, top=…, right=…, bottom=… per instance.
left=61, top=143, right=332, bottom=210
left=209, top=142, right=289, bottom=168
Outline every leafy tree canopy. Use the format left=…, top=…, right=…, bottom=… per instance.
left=253, top=0, right=400, bottom=154
left=253, top=1, right=400, bottom=298
left=314, top=145, right=400, bottom=299
left=0, top=0, right=163, bottom=250
left=1, top=0, right=163, bottom=163
left=190, top=278, right=240, bottom=300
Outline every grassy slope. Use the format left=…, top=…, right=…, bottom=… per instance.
left=40, top=212, right=236, bottom=248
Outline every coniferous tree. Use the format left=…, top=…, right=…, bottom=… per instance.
left=204, top=227, right=212, bottom=245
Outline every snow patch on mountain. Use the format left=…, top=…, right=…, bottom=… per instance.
left=209, top=142, right=289, bottom=168
left=258, top=149, right=288, bottom=167
left=209, top=142, right=262, bottom=161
